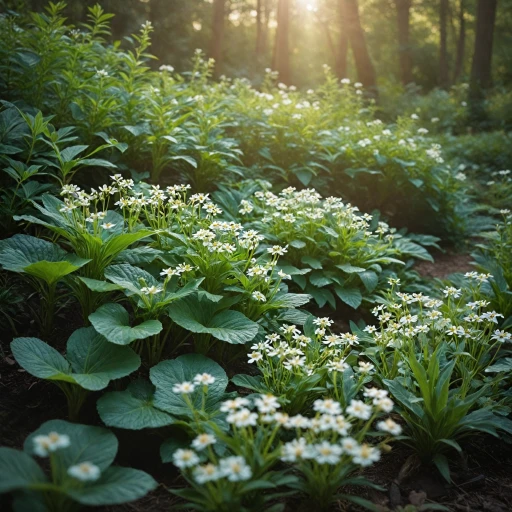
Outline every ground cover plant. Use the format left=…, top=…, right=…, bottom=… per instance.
left=1, top=2, right=512, bottom=512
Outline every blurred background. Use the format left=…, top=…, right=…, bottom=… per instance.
left=2, top=0, right=510, bottom=91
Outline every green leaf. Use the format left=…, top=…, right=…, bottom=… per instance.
left=11, top=337, right=72, bottom=382
left=334, top=287, right=362, bottom=309
left=24, top=420, right=118, bottom=471
left=301, top=256, right=323, bottom=269
left=104, top=263, right=159, bottom=295
left=89, top=303, right=163, bottom=345
left=0, top=235, right=89, bottom=283
left=102, top=231, right=153, bottom=260
left=358, top=271, right=379, bottom=292
left=0, top=447, right=47, bottom=493
left=77, top=277, right=124, bottom=292
left=23, top=260, right=88, bottom=285
left=231, top=374, right=265, bottom=392
left=433, top=453, right=451, bottom=482
left=97, top=379, right=174, bottom=430
left=151, top=354, right=228, bottom=416
left=66, top=466, right=157, bottom=505
left=66, top=327, right=141, bottom=390
left=167, top=296, right=258, bottom=345
left=336, top=263, right=366, bottom=273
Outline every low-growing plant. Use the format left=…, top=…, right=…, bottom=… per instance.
left=230, top=185, right=438, bottom=310
left=0, top=234, right=90, bottom=337
left=11, top=327, right=141, bottom=420
left=0, top=419, right=157, bottom=510
left=165, top=389, right=399, bottom=511
left=233, top=316, right=369, bottom=414
left=97, top=353, right=232, bottom=432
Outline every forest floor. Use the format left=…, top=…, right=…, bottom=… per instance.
left=2, top=247, right=510, bottom=512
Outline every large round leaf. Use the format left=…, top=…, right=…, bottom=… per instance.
left=66, top=466, right=157, bottom=505
left=0, top=234, right=89, bottom=284
left=11, top=337, right=73, bottom=382
left=89, top=303, right=162, bottom=345
left=151, top=354, right=228, bottom=416
left=66, top=327, right=141, bottom=390
left=97, top=380, right=174, bottom=430
left=0, top=447, right=47, bottom=493
left=24, top=420, right=118, bottom=473
left=167, top=296, right=258, bottom=345
left=104, top=263, right=159, bottom=296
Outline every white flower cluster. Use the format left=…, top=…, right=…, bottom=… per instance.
left=33, top=431, right=101, bottom=482
left=172, top=373, right=217, bottom=394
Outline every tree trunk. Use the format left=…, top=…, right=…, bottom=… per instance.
left=336, top=0, right=349, bottom=79
left=210, top=0, right=226, bottom=77
left=453, top=0, right=466, bottom=82
left=395, top=0, right=413, bottom=85
left=343, top=0, right=377, bottom=89
left=439, top=0, right=449, bottom=88
left=470, top=0, right=498, bottom=91
left=256, top=0, right=264, bottom=59
left=272, top=0, right=291, bottom=84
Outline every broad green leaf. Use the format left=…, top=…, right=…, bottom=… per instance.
left=151, top=354, right=228, bottom=416
left=115, top=246, right=163, bottom=265
left=231, top=374, right=265, bottom=392
left=11, top=337, right=73, bottom=382
left=167, top=296, right=258, bottom=345
left=104, top=263, right=159, bottom=296
left=102, top=231, right=153, bottom=260
left=336, top=263, right=366, bottom=273
left=301, top=256, right=323, bottom=269
left=77, top=277, right=124, bottom=292
left=270, top=293, right=311, bottom=308
left=97, top=379, right=174, bottom=429
left=433, top=453, right=451, bottom=482
left=67, top=327, right=141, bottom=390
left=66, top=466, right=157, bottom=505
left=24, top=420, right=118, bottom=472
left=0, top=235, right=88, bottom=282
left=89, top=303, right=163, bottom=345
left=0, top=447, right=47, bottom=493
left=334, top=287, right=363, bottom=309
left=358, top=270, right=379, bottom=292
left=24, top=259, right=89, bottom=285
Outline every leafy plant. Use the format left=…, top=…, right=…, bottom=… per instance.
left=0, top=419, right=157, bottom=510
left=11, top=327, right=141, bottom=420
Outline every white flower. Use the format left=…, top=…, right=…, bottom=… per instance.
left=251, top=291, right=267, bottom=302
left=33, top=432, right=70, bottom=457
left=481, top=311, right=504, bottom=324
left=341, top=437, right=359, bottom=455
left=191, top=433, right=216, bottom=450
left=254, top=394, right=280, bottom=413
left=346, top=400, right=372, bottom=420
left=140, top=285, right=162, bottom=295
left=377, top=418, right=402, bottom=435
left=227, top=408, right=258, bottom=427
left=173, top=449, right=200, bottom=469
left=491, top=330, right=511, bottom=343
left=220, top=397, right=250, bottom=412
left=374, top=397, right=394, bottom=412
left=352, top=444, right=380, bottom=466
left=281, top=438, right=315, bottom=462
left=67, top=462, right=101, bottom=481
left=313, top=399, right=342, bottom=416
left=247, top=351, right=263, bottom=364
left=172, top=381, right=196, bottom=394
left=266, top=245, right=288, bottom=256
left=193, top=373, right=216, bottom=386
left=160, top=267, right=180, bottom=277
left=443, top=286, right=461, bottom=298
left=314, top=441, right=343, bottom=465
left=193, top=463, right=220, bottom=483
left=219, top=456, right=252, bottom=481
left=100, top=222, right=116, bottom=230
left=357, top=361, right=375, bottom=374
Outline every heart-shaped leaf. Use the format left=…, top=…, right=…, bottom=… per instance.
left=97, top=379, right=174, bottom=430
left=89, top=303, right=163, bottom=345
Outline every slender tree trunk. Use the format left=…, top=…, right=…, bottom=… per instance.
left=344, top=0, right=377, bottom=89
left=272, top=0, right=291, bottom=84
left=470, top=0, right=498, bottom=91
left=439, top=0, right=449, bottom=88
left=395, top=0, right=413, bottom=85
left=453, top=0, right=466, bottom=82
left=210, top=0, right=226, bottom=77
left=336, top=0, right=349, bottom=79
left=256, top=0, right=264, bottom=59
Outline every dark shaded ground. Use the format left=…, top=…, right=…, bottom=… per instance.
left=415, top=247, right=474, bottom=280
